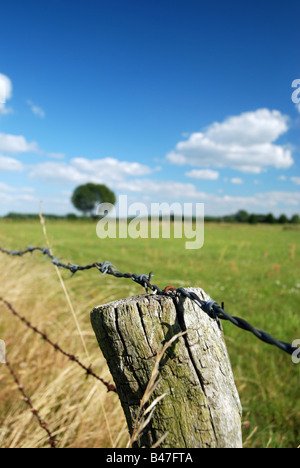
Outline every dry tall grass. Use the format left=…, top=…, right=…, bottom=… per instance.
left=0, top=254, right=128, bottom=448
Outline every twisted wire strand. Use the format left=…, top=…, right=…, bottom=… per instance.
left=175, top=288, right=297, bottom=356
left=0, top=245, right=297, bottom=356
left=0, top=245, right=157, bottom=291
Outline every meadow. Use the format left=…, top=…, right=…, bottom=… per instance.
left=0, top=219, right=299, bottom=448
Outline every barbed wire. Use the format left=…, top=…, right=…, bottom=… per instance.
left=173, top=288, right=297, bottom=356
left=0, top=297, right=117, bottom=393
left=0, top=245, right=297, bottom=356
left=5, top=358, right=57, bottom=448
left=0, top=245, right=156, bottom=291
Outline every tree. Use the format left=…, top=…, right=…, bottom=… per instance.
left=278, top=214, right=288, bottom=224
left=290, top=214, right=300, bottom=224
left=264, top=213, right=275, bottom=224
left=248, top=213, right=259, bottom=224
left=235, top=210, right=249, bottom=223
left=71, top=183, right=116, bottom=217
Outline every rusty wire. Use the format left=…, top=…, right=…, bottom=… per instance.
left=5, top=358, right=57, bottom=448
left=0, top=297, right=116, bottom=393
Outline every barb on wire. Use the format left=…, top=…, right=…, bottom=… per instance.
left=5, top=358, right=57, bottom=448
left=0, top=245, right=296, bottom=357
left=0, top=297, right=116, bottom=393
left=174, top=288, right=297, bottom=356
left=0, top=245, right=159, bottom=292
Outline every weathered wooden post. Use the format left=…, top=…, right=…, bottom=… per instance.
left=91, top=287, right=242, bottom=448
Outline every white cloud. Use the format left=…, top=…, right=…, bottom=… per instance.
left=115, top=178, right=300, bottom=207
left=29, top=157, right=159, bottom=185
left=112, top=177, right=300, bottom=217
left=0, top=192, right=37, bottom=203
left=0, top=182, right=34, bottom=193
left=230, top=177, right=243, bottom=184
left=28, top=154, right=299, bottom=214
left=205, top=108, right=288, bottom=145
left=116, top=178, right=208, bottom=199
left=2, top=161, right=300, bottom=216
left=185, top=169, right=219, bottom=180
left=26, top=99, right=45, bottom=118
left=72, top=157, right=157, bottom=180
left=0, top=132, right=39, bottom=154
left=166, top=109, right=293, bottom=173
left=0, top=155, right=24, bottom=171
left=167, top=151, right=187, bottom=165
left=29, top=161, right=83, bottom=184
left=0, top=73, right=13, bottom=114
left=0, top=182, right=37, bottom=206
left=278, top=175, right=287, bottom=181
left=0, top=184, right=71, bottom=215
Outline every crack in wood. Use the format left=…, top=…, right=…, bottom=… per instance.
left=91, top=289, right=242, bottom=448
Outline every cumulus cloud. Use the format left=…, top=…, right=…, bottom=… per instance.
left=26, top=153, right=300, bottom=216
left=0, top=132, right=39, bottom=154
left=29, top=157, right=159, bottom=185
left=185, top=169, right=219, bottom=180
left=0, top=155, right=24, bottom=171
left=116, top=178, right=209, bottom=199
left=0, top=73, right=13, bottom=114
left=167, top=109, right=293, bottom=173
left=108, top=176, right=300, bottom=217
left=114, top=177, right=300, bottom=208
left=72, top=157, right=157, bottom=180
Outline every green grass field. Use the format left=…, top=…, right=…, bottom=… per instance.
left=0, top=219, right=299, bottom=448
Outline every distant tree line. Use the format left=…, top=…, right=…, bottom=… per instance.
left=2, top=209, right=300, bottom=224
left=2, top=183, right=299, bottom=225
left=204, top=210, right=300, bottom=224
left=2, top=212, right=81, bottom=220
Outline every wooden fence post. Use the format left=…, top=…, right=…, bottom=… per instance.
left=90, top=287, right=242, bottom=448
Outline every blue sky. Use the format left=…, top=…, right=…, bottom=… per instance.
left=0, top=0, right=299, bottom=216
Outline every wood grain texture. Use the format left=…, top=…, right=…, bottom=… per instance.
left=91, top=288, right=242, bottom=448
